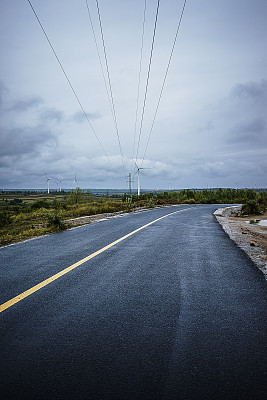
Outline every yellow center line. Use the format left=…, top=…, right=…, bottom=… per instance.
left=0, top=207, right=196, bottom=313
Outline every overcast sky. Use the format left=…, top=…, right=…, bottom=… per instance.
left=1, top=0, right=266, bottom=190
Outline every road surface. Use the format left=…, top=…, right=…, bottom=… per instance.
left=1, top=205, right=267, bottom=399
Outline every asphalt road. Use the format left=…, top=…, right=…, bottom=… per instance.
left=1, top=205, right=267, bottom=400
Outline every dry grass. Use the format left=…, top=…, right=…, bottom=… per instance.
left=0, top=200, right=127, bottom=247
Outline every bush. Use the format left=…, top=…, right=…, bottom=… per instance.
left=32, top=207, right=53, bottom=220
left=0, top=233, right=12, bottom=246
left=0, top=211, right=12, bottom=227
left=47, top=213, right=66, bottom=230
left=185, top=198, right=196, bottom=204
left=31, top=200, right=51, bottom=210
left=146, top=198, right=155, bottom=209
left=242, top=200, right=261, bottom=215
left=9, top=198, right=23, bottom=205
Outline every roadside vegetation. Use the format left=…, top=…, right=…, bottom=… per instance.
left=0, top=188, right=266, bottom=247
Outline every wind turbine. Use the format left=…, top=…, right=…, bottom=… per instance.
left=45, top=173, right=51, bottom=194
left=55, top=178, right=62, bottom=192
left=73, top=173, right=78, bottom=190
left=134, top=161, right=152, bottom=196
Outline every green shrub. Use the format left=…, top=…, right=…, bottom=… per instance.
left=32, top=207, right=53, bottom=220
left=51, top=199, right=63, bottom=209
left=185, top=198, right=196, bottom=204
left=0, top=211, right=12, bottom=227
left=242, top=200, right=261, bottom=215
left=0, top=233, right=12, bottom=245
left=47, top=213, right=66, bottom=230
left=31, top=200, right=51, bottom=210
left=146, top=198, right=155, bottom=209
left=9, top=198, right=23, bottom=205
left=67, top=188, right=84, bottom=205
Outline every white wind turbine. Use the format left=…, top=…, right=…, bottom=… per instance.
left=73, top=173, right=78, bottom=190
left=45, top=173, right=51, bottom=194
left=53, top=177, right=62, bottom=192
left=134, top=161, right=152, bottom=196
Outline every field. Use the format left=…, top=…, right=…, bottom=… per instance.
left=1, top=192, right=62, bottom=205
left=0, top=191, right=110, bottom=208
left=1, top=188, right=266, bottom=247
left=0, top=190, right=127, bottom=246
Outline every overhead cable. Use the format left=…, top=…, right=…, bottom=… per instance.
left=135, top=0, right=161, bottom=162
left=132, top=0, right=147, bottom=162
left=141, top=0, right=188, bottom=166
left=27, top=0, right=122, bottom=181
left=95, top=0, right=127, bottom=179
left=85, top=0, right=113, bottom=115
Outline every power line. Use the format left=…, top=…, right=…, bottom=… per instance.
left=132, top=0, right=147, bottom=162
left=95, top=0, right=126, bottom=179
left=27, top=0, right=123, bottom=181
left=135, top=0, right=161, bottom=162
left=85, top=0, right=113, bottom=115
left=141, top=0, right=188, bottom=166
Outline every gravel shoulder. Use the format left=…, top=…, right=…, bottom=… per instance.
left=214, top=206, right=267, bottom=278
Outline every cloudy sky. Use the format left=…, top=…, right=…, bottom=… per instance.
left=1, top=0, right=266, bottom=190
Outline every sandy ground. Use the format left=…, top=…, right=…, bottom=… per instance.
left=214, top=206, right=267, bottom=279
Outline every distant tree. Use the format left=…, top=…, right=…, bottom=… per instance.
left=51, top=198, right=63, bottom=209
left=86, top=190, right=94, bottom=202
left=10, top=199, right=23, bottom=205
left=246, top=189, right=257, bottom=200
left=67, top=188, right=83, bottom=205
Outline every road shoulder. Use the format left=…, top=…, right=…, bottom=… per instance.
left=214, top=206, right=267, bottom=278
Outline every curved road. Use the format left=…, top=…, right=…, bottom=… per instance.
left=1, top=205, right=267, bottom=399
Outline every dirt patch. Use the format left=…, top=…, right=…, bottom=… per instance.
left=214, top=207, right=267, bottom=278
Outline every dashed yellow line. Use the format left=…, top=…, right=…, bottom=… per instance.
left=0, top=207, right=194, bottom=313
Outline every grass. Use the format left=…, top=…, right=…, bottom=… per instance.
left=0, top=192, right=129, bottom=246
left=0, top=209, right=66, bottom=246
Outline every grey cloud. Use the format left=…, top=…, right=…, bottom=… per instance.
left=39, top=108, right=64, bottom=123
left=9, top=96, right=44, bottom=112
left=198, top=162, right=229, bottom=179
left=72, top=111, right=101, bottom=123
left=232, top=79, right=267, bottom=100
left=229, top=118, right=266, bottom=144
left=2, top=89, right=64, bottom=123
left=0, top=125, right=57, bottom=157
left=175, top=155, right=231, bottom=180
left=0, top=81, right=8, bottom=107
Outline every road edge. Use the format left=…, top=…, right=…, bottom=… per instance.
left=214, top=206, right=267, bottom=279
